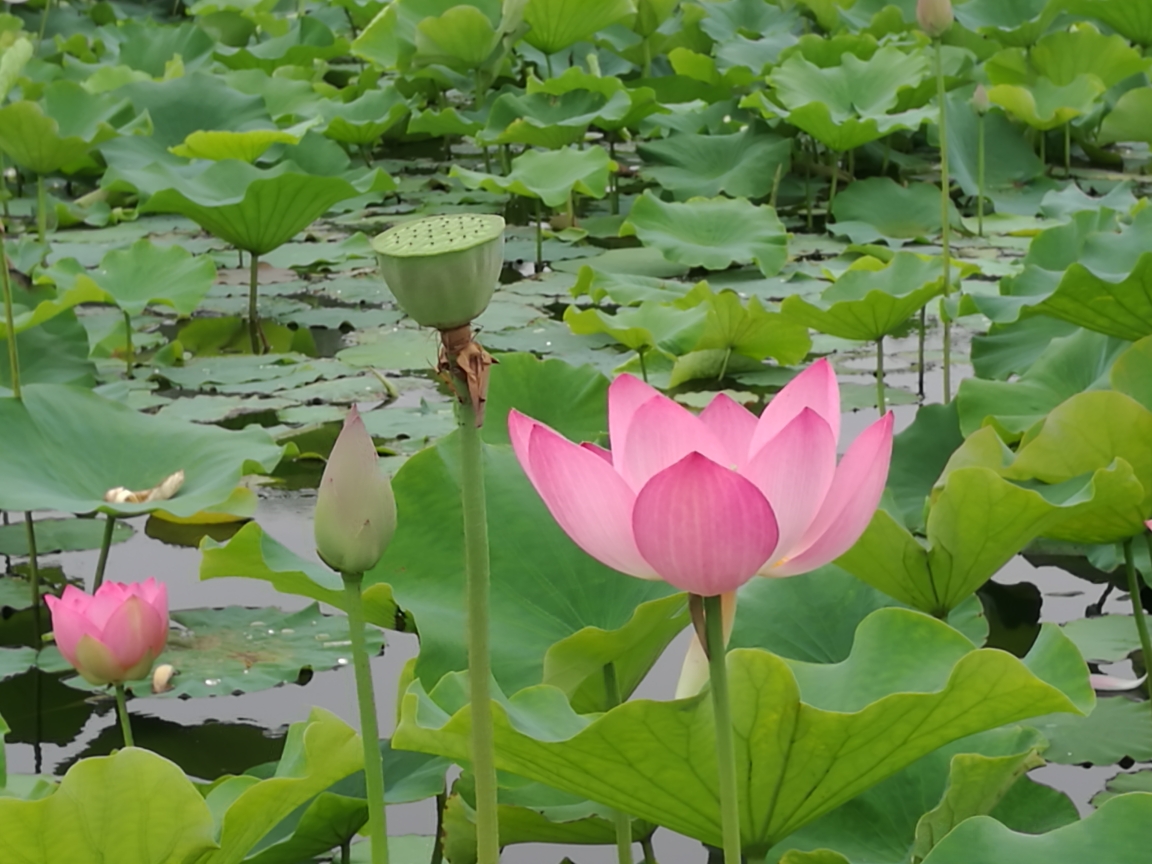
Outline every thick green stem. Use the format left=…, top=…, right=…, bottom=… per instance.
left=1064, top=123, right=1072, bottom=176
left=603, top=663, right=634, bottom=864
left=24, top=512, right=40, bottom=642
left=342, top=573, right=390, bottom=864
left=1130, top=538, right=1152, bottom=706
left=453, top=385, right=500, bottom=864
left=36, top=175, right=48, bottom=245
left=640, top=837, right=657, bottom=864
left=248, top=252, right=262, bottom=354
left=1, top=224, right=20, bottom=398
left=637, top=347, right=648, bottom=383
left=703, top=593, right=742, bottom=864
left=935, top=39, right=953, bottom=404
left=535, top=198, right=543, bottom=272
left=123, top=310, right=134, bottom=376
left=114, top=682, right=134, bottom=748
left=430, top=792, right=446, bottom=864
left=876, top=337, right=886, bottom=416
left=92, top=514, right=117, bottom=592
left=917, top=308, right=926, bottom=399
left=546, top=53, right=554, bottom=78
left=827, top=150, right=839, bottom=214
left=977, top=114, right=986, bottom=237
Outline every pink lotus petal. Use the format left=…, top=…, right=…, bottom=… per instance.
left=73, top=635, right=126, bottom=686
left=675, top=590, right=738, bottom=698
left=44, top=591, right=102, bottom=668
left=1090, top=673, right=1148, bottom=691
left=607, top=374, right=662, bottom=459
left=101, top=596, right=161, bottom=669
left=768, top=412, right=894, bottom=577
left=526, top=423, right=657, bottom=579
left=632, top=453, right=778, bottom=595
left=748, top=359, right=841, bottom=458
left=699, top=394, right=758, bottom=468
left=743, top=408, right=837, bottom=564
left=508, top=410, right=539, bottom=483
left=581, top=442, right=612, bottom=463
left=617, top=394, right=730, bottom=492
left=1146, top=520, right=1152, bottom=532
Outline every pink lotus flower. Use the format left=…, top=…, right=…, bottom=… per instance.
left=509, top=359, right=894, bottom=597
left=45, top=579, right=168, bottom=686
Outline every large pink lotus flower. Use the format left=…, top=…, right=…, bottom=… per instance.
left=510, top=359, right=894, bottom=598
left=45, top=579, right=168, bottom=686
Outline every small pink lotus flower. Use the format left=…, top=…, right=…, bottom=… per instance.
left=510, top=359, right=894, bottom=597
left=917, top=0, right=953, bottom=37
left=45, top=579, right=168, bottom=686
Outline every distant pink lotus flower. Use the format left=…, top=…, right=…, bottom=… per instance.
left=510, top=359, right=894, bottom=598
left=45, top=579, right=168, bottom=686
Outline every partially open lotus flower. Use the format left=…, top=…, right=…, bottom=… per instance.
left=917, top=0, right=953, bottom=37
left=314, top=406, right=397, bottom=575
left=373, top=213, right=505, bottom=331
left=45, top=579, right=168, bottom=686
left=510, top=360, right=894, bottom=597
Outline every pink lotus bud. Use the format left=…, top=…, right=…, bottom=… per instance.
left=314, top=406, right=397, bottom=575
left=45, top=579, right=168, bottom=686
left=917, top=0, right=953, bottom=37
left=972, top=84, right=991, bottom=114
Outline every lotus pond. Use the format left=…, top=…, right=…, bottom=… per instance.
left=3, top=0, right=1152, bottom=861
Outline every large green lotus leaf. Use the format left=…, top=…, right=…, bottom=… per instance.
left=944, top=87, right=1045, bottom=199
left=564, top=301, right=709, bottom=354
left=680, top=282, right=812, bottom=366
left=830, top=178, right=962, bottom=246
left=318, top=88, right=410, bottom=146
left=970, top=317, right=1080, bottom=382
left=1030, top=696, right=1152, bottom=765
left=0, top=274, right=107, bottom=339
left=169, top=128, right=302, bottom=162
left=114, top=19, right=216, bottom=76
left=620, top=192, right=789, bottom=276
left=0, top=37, right=32, bottom=102
left=522, top=0, right=635, bottom=54
left=987, top=75, right=1104, bottom=131
left=413, top=4, right=500, bottom=70
left=781, top=253, right=949, bottom=342
left=109, top=158, right=394, bottom=255
left=479, top=89, right=632, bottom=148
left=1061, top=614, right=1144, bottom=663
left=955, top=329, right=1128, bottom=439
left=920, top=793, right=1152, bottom=864
left=1111, top=335, right=1152, bottom=411
left=394, top=608, right=1090, bottom=857
left=351, top=0, right=503, bottom=70
left=526, top=70, right=667, bottom=132
left=0, top=81, right=138, bottom=175
left=63, top=604, right=384, bottom=699
left=1099, top=86, right=1152, bottom=145
left=214, top=17, right=350, bottom=72
left=988, top=28, right=1148, bottom=90
left=120, top=72, right=272, bottom=147
left=450, top=145, right=615, bottom=208
left=480, top=353, right=608, bottom=447
left=1060, top=0, right=1152, bottom=47
left=886, top=402, right=964, bottom=533
left=637, top=128, right=792, bottom=201
left=0, top=747, right=216, bottom=863
left=837, top=465, right=1100, bottom=616
left=0, top=516, right=133, bottom=556
left=952, top=0, right=1061, bottom=46
left=0, top=307, right=96, bottom=390
left=0, top=384, right=283, bottom=517
left=47, top=238, right=218, bottom=316
left=1032, top=256, right=1152, bottom=341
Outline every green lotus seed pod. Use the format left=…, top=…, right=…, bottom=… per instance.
left=373, top=213, right=505, bottom=330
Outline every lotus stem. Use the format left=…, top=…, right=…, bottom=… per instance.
left=534, top=198, right=543, bottom=272
left=1132, top=537, right=1152, bottom=707
left=431, top=792, right=446, bottom=864
left=609, top=137, right=619, bottom=215
left=24, top=512, right=40, bottom=642
left=637, top=347, right=649, bottom=384
left=114, top=682, right=134, bottom=748
left=827, top=150, right=839, bottom=214
left=703, top=593, right=742, bottom=864
left=769, top=162, right=783, bottom=210
left=1039, top=129, right=1046, bottom=168
left=1, top=222, right=20, bottom=398
left=642, top=40, right=652, bottom=78
left=935, top=38, right=953, bottom=404
left=123, top=310, right=134, bottom=376
left=340, top=840, right=351, bottom=864
left=603, top=662, right=634, bottom=864
left=92, top=513, right=117, bottom=592
left=917, top=308, right=926, bottom=399
left=546, top=53, right=554, bottom=78
left=342, top=572, right=390, bottom=864
left=36, top=175, right=47, bottom=246
left=876, top=337, right=886, bottom=416
left=976, top=114, right=986, bottom=238
left=449, top=356, right=500, bottom=864
left=248, top=251, right=262, bottom=355
left=1064, top=123, right=1072, bottom=176
left=641, top=837, right=658, bottom=864
left=881, top=138, right=891, bottom=177
left=1, top=154, right=9, bottom=220
left=38, top=0, right=52, bottom=43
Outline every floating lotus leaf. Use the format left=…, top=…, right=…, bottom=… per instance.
left=1030, top=696, right=1152, bottom=765
left=621, top=191, right=789, bottom=276
left=830, top=178, right=962, bottom=246
left=522, top=0, right=635, bottom=55
left=0, top=383, right=283, bottom=517
left=451, top=145, right=615, bottom=208
left=637, top=127, right=792, bottom=200
left=394, top=609, right=1091, bottom=858
left=479, top=89, right=632, bottom=148
left=0, top=516, right=133, bottom=556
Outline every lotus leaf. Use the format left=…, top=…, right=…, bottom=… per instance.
left=1062, top=0, right=1152, bottom=46
left=450, top=145, right=615, bottom=208
left=1031, top=696, right=1152, bottom=765
left=952, top=0, right=1061, bottom=47
left=522, top=0, right=635, bottom=55
left=479, top=89, right=632, bottom=148
left=394, top=609, right=1090, bottom=857
left=564, top=301, right=709, bottom=356
left=830, top=178, right=962, bottom=246
left=987, top=77, right=1104, bottom=132
left=0, top=36, right=31, bottom=100
left=1061, top=614, right=1144, bottom=663
left=120, top=72, right=272, bottom=147
left=0, top=307, right=96, bottom=390
left=352, top=0, right=503, bottom=70
left=987, top=27, right=1148, bottom=91
left=526, top=70, right=667, bottom=131
left=945, top=88, right=1045, bottom=199
left=413, top=4, right=502, bottom=70
left=701, top=0, right=802, bottom=74
left=677, top=281, right=812, bottom=369
left=0, top=383, right=282, bottom=517
left=637, top=127, right=792, bottom=200
left=169, top=128, right=302, bottom=162
left=318, top=88, right=410, bottom=146
left=781, top=254, right=954, bottom=342
left=214, top=17, right=351, bottom=72
left=0, top=516, right=133, bottom=556
left=621, top=192, right=789, bottom=276
left=114, top=19, right=216, bottom=76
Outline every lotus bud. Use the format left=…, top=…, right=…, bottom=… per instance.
left=314, top=406, right=397, bottom=576
left=373, top=213, right=505, bottom=331
left=916, top=0, right=953, bottom=37
left=972, top=83, right=991, bottom=114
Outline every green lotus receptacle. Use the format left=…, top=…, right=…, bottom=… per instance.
left=373, top=213, right=505, bottom=330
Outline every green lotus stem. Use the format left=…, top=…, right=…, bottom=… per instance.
left=827, top=150, right=839, bottom=213
left=451, top=376, right=500, bottom=864
left=881, top=138, right=891, bottom=177
left=36, top=175, right=47, bottom=246
left=38, top=0, right=52, bottom=43
left=1, top=223, right=20, bottom=398
left=123, top=310, right=134, bottom=376
left=534, top=198, right=543, bottom=272
left=342, top=572, right=390, bottom=864
left=92, top=513, right=117, bottom=592
left=546, top=53, right=554, bottom=78
left=340, top=840, right=351, bottom=864
left=1, top=153, right=9, bottom=220
left=609, top=137, right=620, bottom=215
left=769, top=163, right=783, bottom=210
left=24, top=512, right=40, bottom=641
left=637, top=347, right=649, bottom=383
left=1064, top=123, right=1072, bottom=176
left=876, top=337, right=886, bottom=416
left=642, top=40, right=652, bottom=78
left=603, top=662, right=634, bottom=864
left=114, top=682, right=134, bottom=748
left=917, top=308, right=926, bottom=399
left=935, top=38, right=953, bottom=404
left=1131, top=537, right=1152, bottom=707
left=430, top=792, right=446, bottom=864
left=977, top=113, right=986, bottom=237
left=641, top=837, right=658, bottom=864
left=718, top=347, right=731, bottom=382
left=703, top=593, right=742, bottom=864
left=248, top=251, right=262, bottom=355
